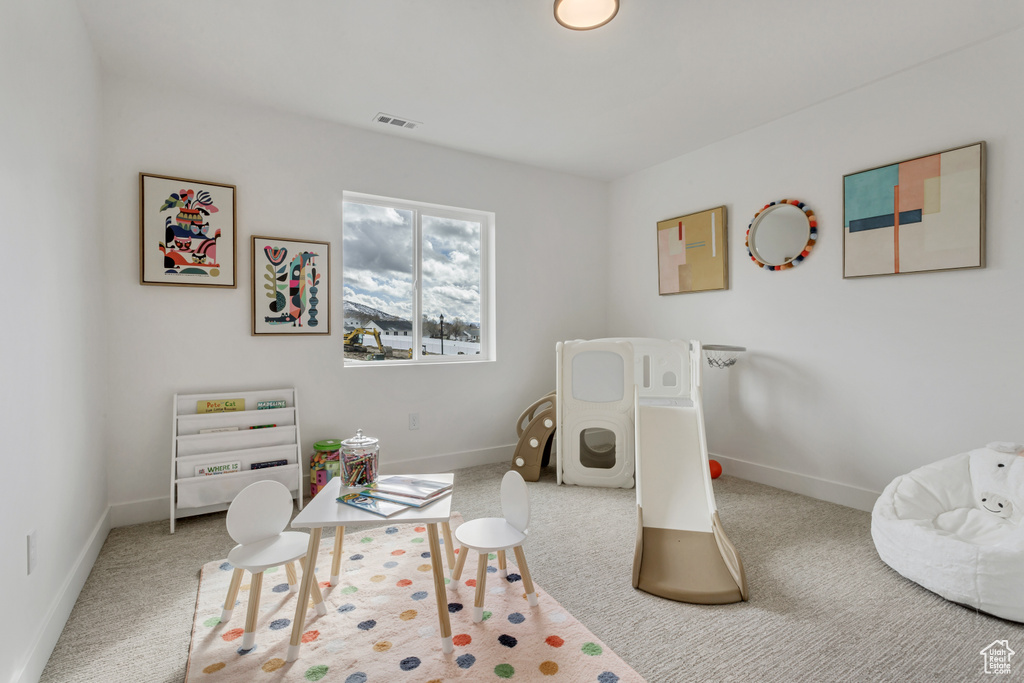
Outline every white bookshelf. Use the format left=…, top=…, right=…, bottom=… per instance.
left=170, top=388, right=303, bottom=532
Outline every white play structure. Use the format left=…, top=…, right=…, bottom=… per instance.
left=554, top=337, right=748, bottom=603
left=556, top=338, right=645, bottom=488
left=872, top=443, right=1024, bottom=622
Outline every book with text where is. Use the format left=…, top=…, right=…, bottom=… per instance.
left=195, top=461, right=241, bottom=476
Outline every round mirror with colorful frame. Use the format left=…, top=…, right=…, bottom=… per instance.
left=746, top=199, right=817, bottom=270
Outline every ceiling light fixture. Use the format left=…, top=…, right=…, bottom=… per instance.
left=554, top=0, right=619, bottom=31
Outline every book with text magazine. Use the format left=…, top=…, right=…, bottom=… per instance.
left=360, top=487, right=451, bottom=508
left=337, top=493, right=408, bottom=517
left=367, top=475, right=452, bottom=500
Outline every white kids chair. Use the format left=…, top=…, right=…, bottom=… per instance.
left=448, top=470, right=539, bottom=622
left=221, top=480, right=327, bottom=650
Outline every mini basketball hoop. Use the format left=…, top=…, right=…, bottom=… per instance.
left=704, top=344, right=746, bottom=369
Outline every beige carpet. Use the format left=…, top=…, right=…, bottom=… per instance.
left=42, top=462, right=1024, bottom=682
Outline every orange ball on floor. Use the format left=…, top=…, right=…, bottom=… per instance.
left=709, top=459, right=723, bottom=479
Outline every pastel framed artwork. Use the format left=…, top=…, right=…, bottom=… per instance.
left=251, top=236, right=331, bottom=336
left=139, top=173, right=237, bottom=287
left=657, top=206, right=728, bottom=295
left=843, top=142, right=985, bottom=278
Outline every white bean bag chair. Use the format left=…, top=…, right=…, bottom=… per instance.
left=871, top=442, right=1024, bottom=622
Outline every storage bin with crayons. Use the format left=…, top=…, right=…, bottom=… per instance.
left=310, top=439, right=343, bottom=497
left=339, top=429, right=379, bottom=487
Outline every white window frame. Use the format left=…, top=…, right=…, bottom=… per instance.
left=342, top=191, right=496, bottom=366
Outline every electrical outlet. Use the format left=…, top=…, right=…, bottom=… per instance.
left=409, top=413, right=420, bottom=430
left=27, top=531, right=37, bottom=575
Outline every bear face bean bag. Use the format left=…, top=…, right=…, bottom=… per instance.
left=871, top=443, right=1024, bottom=622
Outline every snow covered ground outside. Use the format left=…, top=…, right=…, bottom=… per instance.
left=379, top=333, right=480, bottom=356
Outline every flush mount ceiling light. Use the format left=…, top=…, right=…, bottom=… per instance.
left=554, top=0, right=619, bottom=30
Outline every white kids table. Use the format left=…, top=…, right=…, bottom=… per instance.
left=285, top=474, right=457, bottom=662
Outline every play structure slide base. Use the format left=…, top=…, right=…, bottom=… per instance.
left=634, top=527, right=744, bottom=604
left=632, top=399, right=748, bottom=605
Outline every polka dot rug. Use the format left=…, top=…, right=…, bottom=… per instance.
left=186, top=513, right=645, bottom=682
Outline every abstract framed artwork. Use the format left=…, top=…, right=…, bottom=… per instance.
left=657, top=205, right=728, bottom=295
left=139, top=173, right=236, bottom=287
left=251, top=236, right=330, bottom=335
left=843, top=142, right=985, bottom=278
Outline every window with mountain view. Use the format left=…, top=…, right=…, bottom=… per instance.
left=342, top=193, right=493, bottom=364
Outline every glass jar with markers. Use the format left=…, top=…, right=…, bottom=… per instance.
left=339, top=429, right=379, bottom=487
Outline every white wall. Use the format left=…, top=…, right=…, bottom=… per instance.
left=608, top=29, right=1024, bottom=509
left=0, top=1, right=108, bottom=680
left=100, top=79, right=609, bottom=523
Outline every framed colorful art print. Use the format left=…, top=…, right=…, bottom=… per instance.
left=657, top=205, right=728, bottom=295
left=139, top=173, right=236, bottom=287
left=252, top=236, right=330, bottom=335
left=843, top=142, right=985, bottom=278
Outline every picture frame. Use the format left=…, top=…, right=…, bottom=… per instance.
left=657, top=205, right=728, bottom=295
left=843, top=142, right=985, bottom=278
left=252, top=235, right=331, bottom=335
left=139, top=173, right=237, bottom=287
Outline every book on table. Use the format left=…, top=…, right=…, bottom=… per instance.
left=338, top=492, right=408, bottom=517
left=366, top=475, right=452, bottom=500
left=360, top=488, right=451, bottom=508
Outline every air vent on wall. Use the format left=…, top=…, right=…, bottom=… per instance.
left=374, top=112, right=420, bottom=130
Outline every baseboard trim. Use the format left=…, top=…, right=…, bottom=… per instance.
left=20, top=506, right=110, bottom=683
left=380, top=444, right=513, bottom=474
left=110, top=495, right=169, bottom=528
left=712, top=453, right=880, bottom=512
left=110, top=445, right=515, bottom=527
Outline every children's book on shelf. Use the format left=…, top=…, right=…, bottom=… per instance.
left=368, top=474, right=453, bottom=500
left=250, top=459, right=288, bottom=470
left=196, top=398, right=245, bottom=414
left=338, top=493, right=408, bottom=517
left=195, top=461, right=241, bottom=476
left=199, top=426, right=239, bottom=434
left=257, top=399, right=287, bottom=410
left=360, top=488, right=451, bottom=508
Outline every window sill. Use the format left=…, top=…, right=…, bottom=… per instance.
left=343, top=357, right=495, bottom=368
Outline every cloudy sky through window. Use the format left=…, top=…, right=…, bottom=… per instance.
left=343, top=202, right=481, bottom=324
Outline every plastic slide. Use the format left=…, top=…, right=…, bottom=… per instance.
left=510, top=393, right=556, bottom=482
left=631, top=369, right=748, bottom=604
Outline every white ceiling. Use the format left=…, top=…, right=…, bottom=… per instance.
left=77, top=0, right=1024, bottom=180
